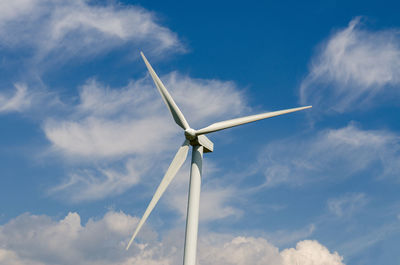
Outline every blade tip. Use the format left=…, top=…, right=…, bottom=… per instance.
left=126, top=240, right=133, bottom=250
left=140, top=51, right=147, bottom=61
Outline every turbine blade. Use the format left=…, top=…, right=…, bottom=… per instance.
left=196, top=106, right=312, bottom=135
left=140, top=52, right=190, bottom=130
left=126, top=140, right=190, bottom=250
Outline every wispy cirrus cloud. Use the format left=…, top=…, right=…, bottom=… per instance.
left=0, top=0, right=182, bottom=64
left=0, top=84, right=31, bottom=113
left=327, top=193, right=368, bottom=218
left=0, top=211, right=344, bottom=265
left=0, top=0, right=185, bottom=117
left=338, top=220, right=400, bottom=258
left=300, top=17, right=400, bottom=114
left=257, top=123, right=400, bottom=187
left=49, top=158, right=147, bottom=202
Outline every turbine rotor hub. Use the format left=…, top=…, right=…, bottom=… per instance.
left=184, top=128, right=197, bottom=140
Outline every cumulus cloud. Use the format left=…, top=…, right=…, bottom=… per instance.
left=0, top=84, right=32, bottom=113
left=0, top=211, right=344, bottom=265
left=0, top=211, right=151, bottom=265
left=300, top=17, right=400, bottom=113
left=0, top=0, right=182, bottom=63
left=0, top=249, right=44, bottom=265
left=281, top=240, right=344, bottom=265
left=199, top=236, right=344, bottom=265
left=327, top=193, right=367, bottom=218
left=198, top=236, right=282, bottom=265
left=257, top=124, right=400, bottom=187
left=44, top=72, right=247, bottom=202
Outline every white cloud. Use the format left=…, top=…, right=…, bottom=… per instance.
left=0, top=211, right=345, bottom=265
left=44, top=116, right=175, bottom=158
left=0, top=0, right=182, bottom=63
left=43, top=72, right=248, bottom=202
left=0, top=0, right=248, bottom=203
left=199, top=188, right=242, bottom=221
left=327, top=193, right=367, bottom=217
left=45, top=73, right=247, bottom=159
left=44, top=78, right=176, bottom=159
left=0, top=211, right=148, bottom=265
left=258, top=124, right=400, bottom=187
left=0, top=249, right=44, bottom=265
left=162, top=71, right=248, bottom=128
left=76, top=78, right=155, bottom=117
left=49, top=158, right=146, bottom=202
left=199, top=236, right=344, bottom=265
left=281, top=240, right=344, bottom=265
left=300, top=17, right=400, bottom=113
left=0, top=84, right=31, bottom=113
left=198, top=236, right=282, bottom=265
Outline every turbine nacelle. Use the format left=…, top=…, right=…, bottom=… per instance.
left=184, top=128, right=214, bottom=153
left=184, top=128, right=197, bottom=141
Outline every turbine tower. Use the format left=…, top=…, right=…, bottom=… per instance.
left=126, top=52, right=311, bottom=265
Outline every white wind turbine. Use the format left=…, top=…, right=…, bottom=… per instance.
left=126, top=52, right=311, bottom=265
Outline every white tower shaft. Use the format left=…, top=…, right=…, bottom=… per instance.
left=183, top=145, right=203, bottom=265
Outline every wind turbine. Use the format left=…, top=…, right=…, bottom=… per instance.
left=126, top=52, right=311, bottom=265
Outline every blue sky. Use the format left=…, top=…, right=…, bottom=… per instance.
left=0, top=0, right=399, bottom=264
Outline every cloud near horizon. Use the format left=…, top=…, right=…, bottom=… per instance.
left=0, top=211, right=344, bottom=265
